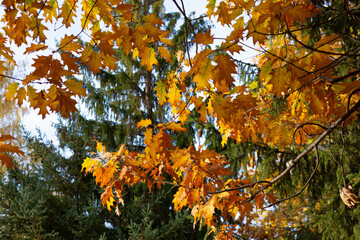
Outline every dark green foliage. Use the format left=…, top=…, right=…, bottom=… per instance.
left=0, top=120, right=210, bottom=239
left=0, top=132, right=113, bottom=240
left=38, top=1, right=210, bottom=239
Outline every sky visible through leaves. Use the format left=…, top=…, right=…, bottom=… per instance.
left=20, top=0, right=257, bottom=145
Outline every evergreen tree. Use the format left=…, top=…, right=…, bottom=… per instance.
left=72, top=0, right=211, bottom=238
left=0, top=1, right=211, bottom=239
left=0, top=131, right=115, bottom=239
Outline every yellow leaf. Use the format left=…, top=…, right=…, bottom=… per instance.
left=82, top=157, right=101, bottom=172
left=27, top=86, right=38, bottom=108
left=206, top=0, right=216, bottom=16
left=158, top=46, right=172, bottom=63
left=133, top=48, right=139, bottom=59
left=168, top=83, right=181, bottom=105
left=171, top=150, right=189, bottom=169
left=140, top=47, right=158, bottom=71
left=193, top=58, right=213, bottom=90
left=96, top=141, right=105, bottom=153
left=176, top=50, right=184, bottom=63
left=137, top=119, right=152, bottom=129
left=5, top=82, right=18, bottom=100
left=166, top=122, right=188, bottom=133
left=154, top=80, right=167, bottom=105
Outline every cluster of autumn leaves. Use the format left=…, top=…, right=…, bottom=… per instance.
left=1, top=0, right=360, bottom=238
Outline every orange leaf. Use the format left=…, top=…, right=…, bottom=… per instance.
left=137, top=119, right=152, bottom=129
left=140, top=47, right=158, bottom=71
left=168, top=83, right=181, bottom=105
left=64, top=79, right=86, bottom=97
left=214, top=54, right=237, bottom=86
left=34, top=90, right=49, bottom=118
left=87, top=51, right=102, bottom=74
left=158, top=46, right=172, bottom=63
left=215, top=1, right=232, bottom=26
left=58, top=0, right=76, bottom=27
left=194, top=30, right=213, bottom=45
left=15, top=87, right=26, bottom=106
left=0, top=135, right=15, bottom=142
left=0, top=135, right=24, bottom=169
left=166, top=122, right=188, bottom=133
left=51, top=88, right=78, bottom=118
left=24, top=43, right=47, bottom=54
left=59, top=35, right=82, bottom=53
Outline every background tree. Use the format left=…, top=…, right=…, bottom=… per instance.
left=0, top=65, right=26, bottom=138
left=0, top=127, right=116, bottom=239
left=0, top=62, right=27, bottom=172
left=0, top=1, right=212, bottom=239
left=73, top=0, right=212, bottom=238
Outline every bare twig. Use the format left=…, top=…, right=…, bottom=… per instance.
left=171, top=0, right=196, bottom=67
left=226, top=99, right=360, bottom=203
left=264, top=146, right=320, bottom=208
left=293, top=123, right=328, bottom=146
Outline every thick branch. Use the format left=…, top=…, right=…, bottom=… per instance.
left=225, top=99, right=360, bottom=200
left=270, top=99, right=360, bottom=185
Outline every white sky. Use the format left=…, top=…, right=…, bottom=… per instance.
left=20, top=0, right=257, bottom=144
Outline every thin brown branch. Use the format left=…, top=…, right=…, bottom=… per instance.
left=243, top=99, right=360, bottom=204
left=286, top=24, right=360, bottom=57
left=346, top=85, right=360, bottom=112
left=328, top=127, right=348, bottom=188
left=54, top=0, right=79, bottom=31
left=171, top=0, right=195, bottom=67
left=321, top=69, right=360, bottom=84
left=264, top=146, right=320, bottom=208
left=57, top=0, right=99, bottom=51
left=270, top=99, right=360, bottom=184
left=293, top=123, right=328, bottom=146
left=0, top=74, right=23, bottom=82
left=208, top=181, right=271, bottom=195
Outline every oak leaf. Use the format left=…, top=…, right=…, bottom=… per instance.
left=194, top=30, right=213, bottom=45
left=137, top=119, right=152, bottom=129
left=5, top=82, right=18, bottom=101
left=140, top=47, right=158, bottom=71
left=215, top=1, right=232, bottom=26
left=64, top=79, right=86, bottom=97
left=24, top=43, right=47, bottom=54
left=0, top=135, right=24, bottom=169
left=154, top=80, right=167, bottom=105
